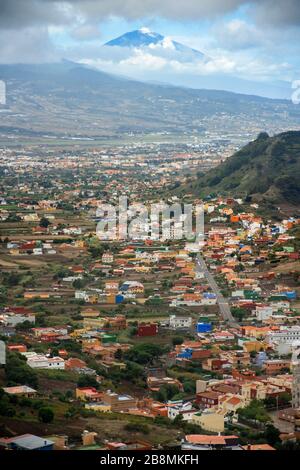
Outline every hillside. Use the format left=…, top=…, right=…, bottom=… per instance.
left=0, top=61, right=299, bottom=139
left=181, top=131, right=300, bottom=206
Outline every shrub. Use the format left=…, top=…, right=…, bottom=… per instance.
left=38, top=407, right=54, bottom=423
left=124, top=423, right=150, bottom=434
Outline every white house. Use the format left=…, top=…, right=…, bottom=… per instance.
left=102, top=252, right=114, bottom=264
left=267, top=326, right=300, bottom=346
left=23, top=352, right=65, bottom=370
left=255, top=305, right=274, bottom=321
left=1, top=311, right=35, bottom=327
left=75, top=291, right=89, bottom=301
left=63, top=226, right=82, bottom=235
left=169, top=315, right=192, bottom=329
left=167, top=401, right=196, bottom=421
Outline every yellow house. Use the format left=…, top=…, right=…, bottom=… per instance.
left=191, top=411, right=224, bottom=433
left=85, top=403, right=111, bottom=413
left=81, top=308, right=100, bottom=318
left=24, top=291, right=50, bottom=299
left=75, top=387, right=102, bottom=402
left=241, top=383, right=266, bottom=404
left=76, top=388, right=88, bottom=401
left=23, top=213, right=39, bottom=222
left=218, top=394, right=245, bottom=414
left=70, top=328, right=90, bottom=338
left=82, top=338, right=100, bottom=350
left=135, top=266, right=151, bottom=273
left=83, top=317, right=106, bottom=329
left=136, top=298, right=147, bottom=305
left=242, top=340, right=267, bottom=353
left=106, top=294, right=116, bottom=305
left=74, top=240, right=86, bottom=248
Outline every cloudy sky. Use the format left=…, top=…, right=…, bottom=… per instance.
left=0, top=0, right=300, bottom=96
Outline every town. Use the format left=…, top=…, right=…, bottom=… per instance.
left=0, top=142, right=299, bottom=451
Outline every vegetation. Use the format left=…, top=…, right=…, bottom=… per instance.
left=182, top=131, right=300, bottom=205
left=124, top=343, right=165, bottom=365
left=38, top=406, right=55, bottom=423
left=237, top=399, right=271, bottom=424
left=4, top=352, right=38, bottom=388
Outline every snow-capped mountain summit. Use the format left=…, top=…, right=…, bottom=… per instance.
left=105, top=28, right=164, bottom=48
left=104, top=28, right=205, bottom=59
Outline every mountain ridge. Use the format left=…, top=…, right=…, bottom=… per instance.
left=0, top=61, right=299, bottom=139
left=104, top=28, right=205, bottom=59
left=180, top=131, right=300, bottom=206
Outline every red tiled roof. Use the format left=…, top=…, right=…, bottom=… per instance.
left=185, top=435, right=238, bottom=445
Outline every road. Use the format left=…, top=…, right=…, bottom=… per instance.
left=196, top=253, right=238, bottom=327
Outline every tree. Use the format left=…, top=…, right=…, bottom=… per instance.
left=232, top=307, right=248, bottom=321
left=53, top=267, right=71, bottom=279
left=172, top=336, right=184, bottom=346
left=125, top=343, right=164, bottom=365
left=0, top=391, right=16, bottom=417
left=88, top=245, right=103, bottom=258
left=173, top=414, right=184, bottom=425
left=264, top=396, right=277, bottom=408
left=15, top=320, right=34, bottom=331
left=38, top=407, right=54, bottom=423
left=124, top=361, right=145, bottom=382
left=155, top=384, right=180, bottom=402
left=129, top=326, right=138, bottom=337
left=0, top=286, right=7, bottom=305
left=264, top=424, right=281, bottom=447
left=5, top=352, right=38, bottom=388
left=77, top=375, right=98, bottom=389
left=183, top=380, right=195, bottom=394
left=114, top=348, right=123, bottom=360
left=39, top=217, right=51, bottom=228
left=279, top=392, right=292, bottom=406
left=237, top=399, right=270, bottom=424
left=3, top=272, right=21, bottom=287
left=72, top=278, right=86, bottom=289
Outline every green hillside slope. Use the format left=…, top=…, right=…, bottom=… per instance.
left=183, top=131, right=300, bottom=205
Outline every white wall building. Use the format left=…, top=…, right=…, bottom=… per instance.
left=255, top=306, right=274, bottom=321
left=23, top=352, right=65, bottom=370
left=1, top=312, right=35, bottom=327
left=169, top=315, right=192, bottom=329
left=267, top=327, right=300, bottom=346
left=167, top=401, right=195, bottom=421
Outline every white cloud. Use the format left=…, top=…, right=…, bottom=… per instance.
left=0, top=0, right=298, bottom=89
left=214, top=19, right=264, bottom=50
left=78, top=42, right=287, bottom=82
left=0, top=27, right=60, bottom=63
left=120, top=49, right=168, bottom=70
left=70, top=23, right=101, bottom=41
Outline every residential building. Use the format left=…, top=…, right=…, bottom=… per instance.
left=191, top=410, right=225, bottom=433
left=181, top=434, right=241, bottom=450
left=0, top=434, right=54, bottom=451
left=23, top=352, right=65, bottom=370
left=3, top=385, right=37, bottom=397
left=169, top=315, right=192, bottom=329
left=263, top=359, right=291, bottom=375
left=137, top=323, right=158, bottom=337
